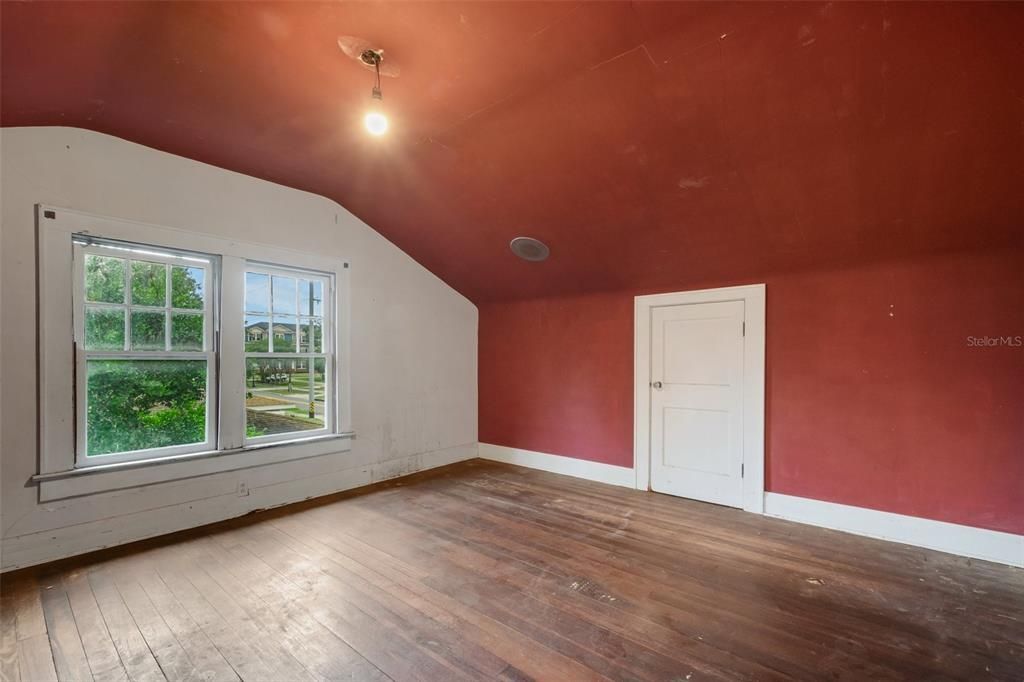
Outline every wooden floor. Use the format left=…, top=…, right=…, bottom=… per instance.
left=2, top=461, right=1022, bottom=681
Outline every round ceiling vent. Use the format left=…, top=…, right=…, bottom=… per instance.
left=510, top=236, right=550, bottom=262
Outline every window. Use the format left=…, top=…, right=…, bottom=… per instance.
left=73, top=239, right=217, bottom=465
left=39, top=205, right=351, bottom=485
left=243, top=266, right=332, bottom=443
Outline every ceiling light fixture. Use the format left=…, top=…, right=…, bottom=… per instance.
left=361, top=49, right=388, bottom=136
left=510, top=237, right=550, bottom=262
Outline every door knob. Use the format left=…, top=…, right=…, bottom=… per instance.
left=651, top=381, right=663, bottom=389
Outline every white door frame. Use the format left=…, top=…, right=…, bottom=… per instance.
left=634, top=284, right=766, bottom=513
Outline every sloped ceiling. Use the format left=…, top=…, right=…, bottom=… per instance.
left=3, top=1, right=1022, bottom=302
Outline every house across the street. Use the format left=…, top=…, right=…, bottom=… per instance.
left=244, top=321, right=297, bottom=344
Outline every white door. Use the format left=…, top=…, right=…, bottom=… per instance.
left=650, top=300, right=745, bottom=507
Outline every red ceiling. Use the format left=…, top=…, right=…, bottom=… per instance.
left=3, top=2, right=1022, bottom=302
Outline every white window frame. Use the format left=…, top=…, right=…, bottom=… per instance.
left=242, top=262, right=335, bottom=445
left=72, top=239, right=219, bottom=466
left=36, top=205, right=353, bottom=501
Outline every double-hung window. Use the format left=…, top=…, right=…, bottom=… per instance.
left=38, top=205, right=350, bottom=493
left=243, top=266, right=332, bottom=443
left=73, top=239, right=217, bottom=465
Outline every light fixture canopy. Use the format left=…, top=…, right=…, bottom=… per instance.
left=510, top=236, right=550, bottom=262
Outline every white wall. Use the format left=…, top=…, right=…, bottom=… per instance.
left=0, top=127, right=478, bottom=571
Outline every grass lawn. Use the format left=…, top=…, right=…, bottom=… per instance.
left=282, top=407, right=322, bottom=422
left=246, top=395, right=291, bottom=407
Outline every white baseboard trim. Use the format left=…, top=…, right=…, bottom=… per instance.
left=764, top=492, right=1023, bottom=568
left=478, top=443, right=635, bottom=488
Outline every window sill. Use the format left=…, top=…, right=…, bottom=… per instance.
left=31, top=432, right=355, bottom=502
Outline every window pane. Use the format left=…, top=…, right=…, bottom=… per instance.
left=86, top=359, right=207, bottom=456
left=245, top=357, right=325, bottom=438
left=171, top=266, right=205, bottom=309
left=85, top=255, right=125, bottom=304
left=300, top=317, right=323, bottom=353
left=131, top=261, right=167, bottom=306
left=270, top=316, right=297, bottom=353
left=131, top=311, right=166, bottom=350
left=171, top=312, right=203, bottom=351
left=245, top=272, right=268, bottom=313
left=272, top=276, right=297, bottom=315
left=299, top=279, right=323, bottom=316
left=244, top=314, right=271, bottom=352
left=85, top=307, right=125, bottom=350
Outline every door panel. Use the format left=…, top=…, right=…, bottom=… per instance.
left=650, top=300, right=744, bottom=507
left=662, top=317, right=735, bottom=386
left=662, top=407, right=732, bottom=475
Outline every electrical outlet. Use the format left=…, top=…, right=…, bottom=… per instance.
left=237, top=481, right=249, bottom=497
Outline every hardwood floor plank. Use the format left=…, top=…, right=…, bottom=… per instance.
left=402, top=510, right=798, bottom=677
left=424, top=475, right=987, bottom=674
left=189, top=533, right=390, bottom=681
left=38, top=575, right=94, bottom=681
left=11, top=576, right=47, bottom=642
left=290, top=503, right=701, bottom=681
left=130, top=562, right=240, bottom=682
left=87, top=565, right=168, bottom=682
left=167, top=547, right=317, bottom=682
left=266, top=513, right=608, bottom=682
left=0, top=582, right=22, bottom=682
left=16, top=634, right=57, bottom=682
left=458, top=467, right=1024, bottom=677
left=230, top=523, right=476, bottom=682
left=63, top=571, right=128, bottom=682
left=378, top=481, right=919, bottom=677
left=5, top=460, right=1022, bottom=681
left=109, top=576, right=201, bottom=682
left=323, top=489, right=794, bottom=675
left=147, top=543, right=308, bottom=682
left=261, top=524, right=514, bottom=679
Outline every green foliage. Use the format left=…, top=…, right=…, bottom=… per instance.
left=85, top=308, right=125, bottom=350
left=84, top=255, right=205, bottom=352
left=86, top=360, right=206, bottom=456
left=245, top=338, right=270, bottom=353
left=171, top=266, right=204, bottom=309
left=171, top=313, right=203, bottom=350
left=245, top=357, right=325, bottom=387
left=86, top=256, right=203, bottom=309
left=275, top=336, right=297, bottom=352
left=131, top=311, right=165, bottom=350
left=85, top=255, right=125, bottom=303
left=131, top=261, right=166, bottom=306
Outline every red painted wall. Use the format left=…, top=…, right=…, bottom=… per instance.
left=479, top=248, right=1024, bottom=535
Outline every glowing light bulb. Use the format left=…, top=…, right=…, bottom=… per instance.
left=364, top=112, right=388, bottom=136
